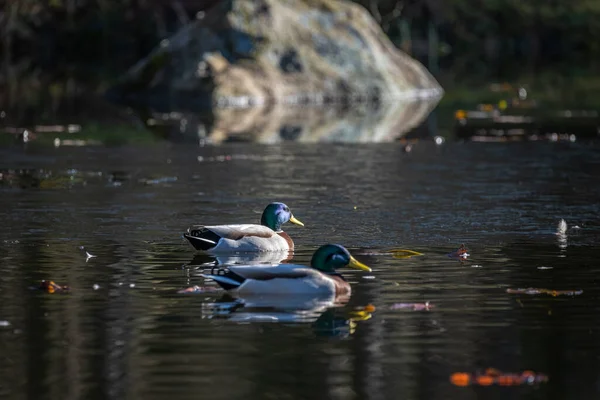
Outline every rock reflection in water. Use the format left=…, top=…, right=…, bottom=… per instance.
left=144, top=98, right=440, bottom=144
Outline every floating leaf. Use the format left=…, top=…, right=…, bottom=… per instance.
left=390, top=301, right=434, bottom=311
left=450, top=369, right=548, bottom=387
left=362, top=304, right=376, bottom=313
left=390, top=248, right=424, bottom=259
left=139, top=176, right=178, bottom=185
left=506, top=288, right=583, bottom=296
left=348, top=304, right=376, bottom=321
left=557, top=219, right=568, bottom=235
left=37, top=280, right=70, bottom=294
left=447, top=244, right=469, bottom=260
left=450, top=372, right=470, bottom=387
left=177, top=285, right=220, bottom=294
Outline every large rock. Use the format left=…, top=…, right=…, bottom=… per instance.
left=111, top=0, right=442, bottom=108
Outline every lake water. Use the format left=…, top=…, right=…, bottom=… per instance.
left=1, top=140, right=600, bottom=400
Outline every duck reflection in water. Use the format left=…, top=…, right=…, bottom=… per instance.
left=186, top=249, right=294, bottom=270
left=201, top=295, right=375, bottom=338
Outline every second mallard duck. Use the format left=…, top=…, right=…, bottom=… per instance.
left=183, top=202, right=304, bottom=253
left=202, top=244, right=371, bottom=296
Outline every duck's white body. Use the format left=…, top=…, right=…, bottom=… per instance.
left=185, top=224, right=294, bottom=253
left=203, top=264, right=348, bottom=296
left=231, top=267, right=338, bottom=296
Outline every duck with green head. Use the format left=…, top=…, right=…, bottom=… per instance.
left=183, top=202, right=304, bottom=253
left=202, top=244, right=372, bottom=296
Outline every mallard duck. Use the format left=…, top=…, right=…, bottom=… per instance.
left=183, top=202, right=304, bottom=253
left=202, top=244, right=371, bottom=296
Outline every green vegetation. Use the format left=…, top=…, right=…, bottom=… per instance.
left=354, top=0, right=600, bottom=64
left=2, top=0, right=600, bottom=69
left=0, top=123, right=160, bottom=146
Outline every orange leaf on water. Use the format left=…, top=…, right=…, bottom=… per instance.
left=449, top=373, right=470, bottom=387
left=476, top=375, right=494, bottom=386
left=39, top=280, right=70, bottom=294
left=450, top=369, right=548, bottom=387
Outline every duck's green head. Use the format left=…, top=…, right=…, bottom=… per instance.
left=311, top=244, right=372, bottom=274
left=260, top=202, right=304, bottom=232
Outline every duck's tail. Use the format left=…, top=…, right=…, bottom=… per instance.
left=183, top=227, right=221, bottom=251
left=202, top=271, right=245, bottom=291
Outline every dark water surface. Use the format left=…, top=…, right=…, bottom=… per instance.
left=1, top=141, right=600, bottom=400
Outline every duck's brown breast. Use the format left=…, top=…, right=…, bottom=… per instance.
left=277, top=231, right=294, bottom=250
left=331, top=275, right=351, bottom=296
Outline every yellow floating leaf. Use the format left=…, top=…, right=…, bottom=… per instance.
left=390, top=249, right=424, bottom=259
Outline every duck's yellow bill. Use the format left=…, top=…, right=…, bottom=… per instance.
left=349, top=256, right=372, bottom=272
left=289, top=215, right=304, bottom=227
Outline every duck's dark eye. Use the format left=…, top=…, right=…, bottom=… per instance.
left=284, top=206, right=289, bottom=212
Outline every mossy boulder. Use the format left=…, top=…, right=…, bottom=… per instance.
left=111, top=0, right=442, bottom=108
